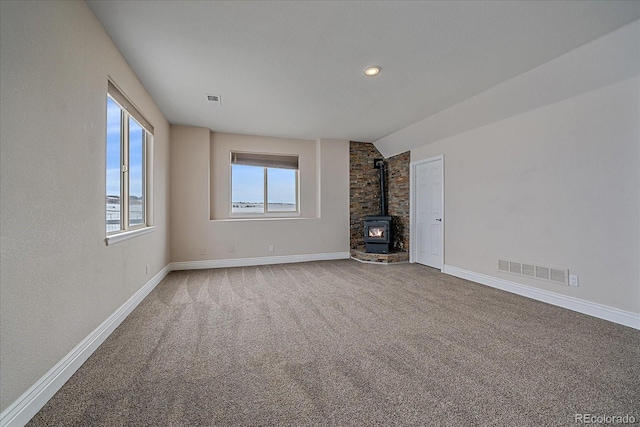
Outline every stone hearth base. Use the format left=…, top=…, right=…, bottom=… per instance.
left=350, top=247, right=409, bottom=264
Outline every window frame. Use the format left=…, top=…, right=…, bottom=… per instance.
left=230, top=151, right=300, bottom=218
left=105, top=80, right=154, bottom=244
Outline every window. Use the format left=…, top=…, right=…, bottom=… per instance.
left=106, top=81, right=153, bottom=235
left=231, top=152, right=299, bottom=215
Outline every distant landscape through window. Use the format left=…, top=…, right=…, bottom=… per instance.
left=230, top=153, right=298, bottom=214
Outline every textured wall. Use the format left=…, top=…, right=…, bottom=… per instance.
left=171, top=128, right=349, bottom=262
left=349, top=141, right=410, bottom=251
left=412, top=76, right=639, bottom=314
left=0, top=1, right=170, bottom=412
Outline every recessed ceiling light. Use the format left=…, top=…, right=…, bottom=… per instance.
left=364, top=66, right=381, bottom=76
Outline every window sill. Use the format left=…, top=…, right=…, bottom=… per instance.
left=229, top=212, right=301, bottom=220
left=210, top=216, right=317, bottom=223
left=105, top=226, right=155, bottom=246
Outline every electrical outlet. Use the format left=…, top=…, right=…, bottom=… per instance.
left=199, top=248, right=206, bottom=255
left=229, top=245, right=234, bottom=252
left=146, top=265, right=149, bottom=275
left=569, top=275, right=579, bottom=287
left=269, top=245, right=274, bottom=252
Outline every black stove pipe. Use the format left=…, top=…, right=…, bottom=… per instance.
left=374, top=159, right=387, bottom=216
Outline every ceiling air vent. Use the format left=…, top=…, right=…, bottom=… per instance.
left=205, top=94, right=221, bottom=107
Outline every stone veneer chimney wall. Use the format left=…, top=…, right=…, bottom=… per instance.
left=349, top=141, right=410, bottom=252
left=386, top=150, right=410, bottom=252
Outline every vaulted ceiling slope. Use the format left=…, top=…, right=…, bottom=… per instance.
left=88, top=1, right=639, bottom=152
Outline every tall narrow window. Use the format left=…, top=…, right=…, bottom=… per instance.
left=106, top=97, right=122, bottom=233
left=231, top=152, right=299, bottom=215
left=106, top=81, right=153, bottom=235
left=128, top=117, right=145, bottom=228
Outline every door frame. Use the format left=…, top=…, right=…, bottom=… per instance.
left=410, top=155, right=444, bottom=269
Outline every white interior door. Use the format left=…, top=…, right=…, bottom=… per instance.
left=413, top=157, right=443, bottom=269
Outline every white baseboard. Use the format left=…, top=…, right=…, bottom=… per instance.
left=0, top=265, right=171, bottom=427
left=443, top=265, right=640, bottom=330
left=170, top=252, right=351, bottom=270
left=350, top=257, right=408, bottom=265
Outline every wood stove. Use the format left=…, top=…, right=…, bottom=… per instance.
left=364, top=158, right=393, bottom=254
left=364, top=215, right=392, bottom=253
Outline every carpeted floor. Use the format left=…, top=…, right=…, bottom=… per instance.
left=28, top=260, right=639, bottom=426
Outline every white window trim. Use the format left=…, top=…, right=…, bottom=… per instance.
left=106, top=226, right=156, bottom=246
left=230, top=151, right=300, bottom=218
left=106, top=80, right=154, bottom=243
left=230, top=211, right=302, bottom=219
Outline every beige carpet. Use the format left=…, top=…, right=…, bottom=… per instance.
left=28, top=260, right=639, bottom=426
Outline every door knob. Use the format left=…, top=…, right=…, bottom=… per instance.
left=436, top=218, right=442, bottom=221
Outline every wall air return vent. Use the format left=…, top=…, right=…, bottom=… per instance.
left=535, top=266, right=550, bottom=280
left=205, top=94, right=221, bottom=107
left=498, top=259, right=568, bottom=285
left=522, top=264, right=535, bottom=277
left=509, top=262, right=522, bottom=274
left=550, top=268, right=567, bottom=284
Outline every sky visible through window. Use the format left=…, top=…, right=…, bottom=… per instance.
left=106, top=98, right=121, bottom=198
left=232, top=164, right=296, bottom=204
left=128, top=117, right=144, bottom=199
left=267, top=167, right=296, bottom=205
left=106, top=98, right=144, bottom=199
left=106, top=96, right=146, bottom=232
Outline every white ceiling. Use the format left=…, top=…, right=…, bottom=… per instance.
left=88, top=0, right=640, bottom=148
